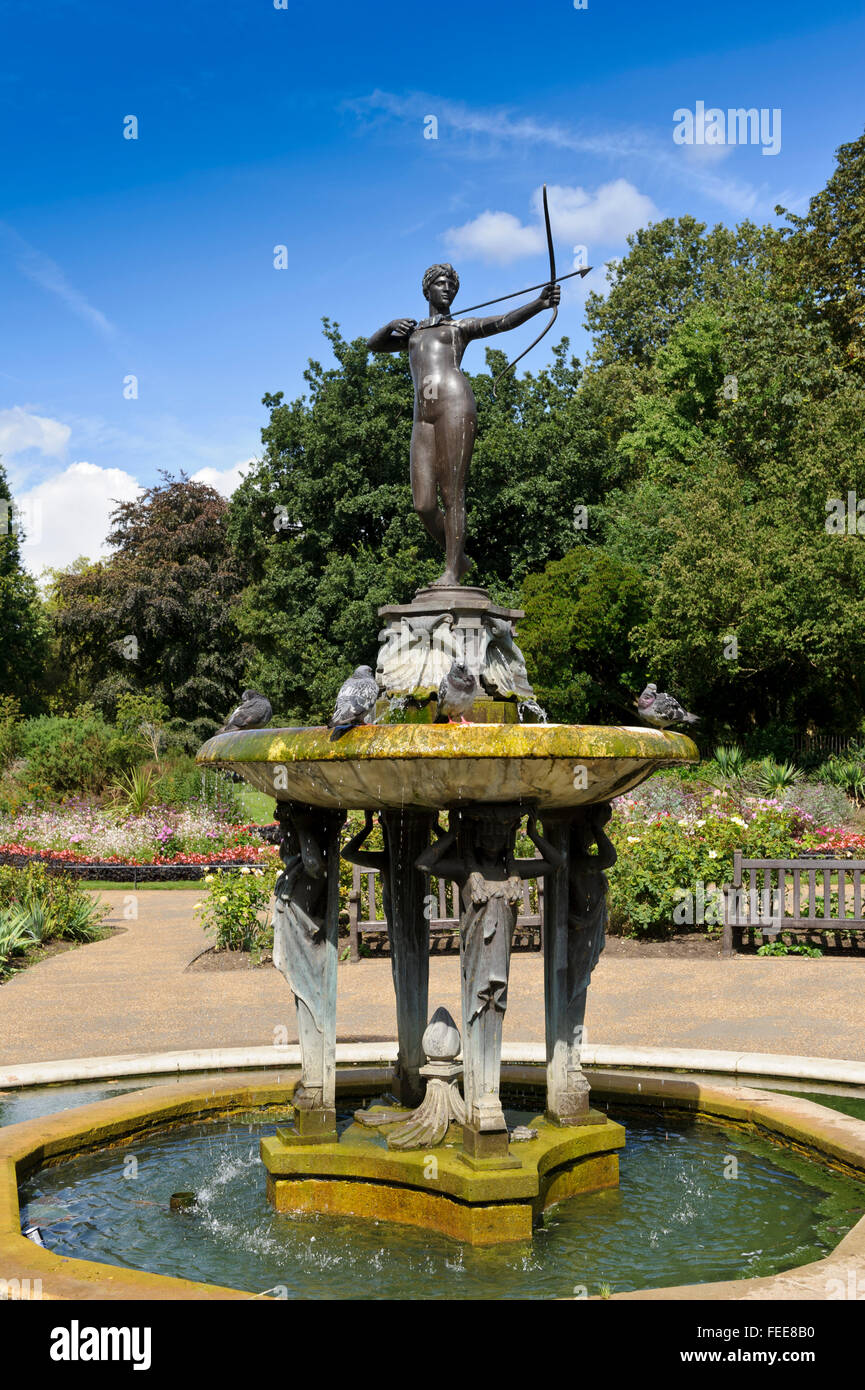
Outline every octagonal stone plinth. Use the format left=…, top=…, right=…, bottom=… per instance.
left=261, top=1108, right=625, bottom=1245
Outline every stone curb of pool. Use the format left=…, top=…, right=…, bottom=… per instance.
left=3, top=1043, right=865, bottom=1090
left=1, top=1067, right=865, bottom=1302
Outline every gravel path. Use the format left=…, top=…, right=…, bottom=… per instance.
left=1, top=891, right=863, bottom=1065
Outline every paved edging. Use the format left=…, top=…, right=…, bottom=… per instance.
left=3, top=1042, right=865, bottom=1090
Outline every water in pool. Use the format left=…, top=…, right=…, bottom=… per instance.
left=18, top=1099, right=865, bottom=1298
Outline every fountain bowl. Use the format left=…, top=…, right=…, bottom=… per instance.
left=196, top=723, right=698, bottom=811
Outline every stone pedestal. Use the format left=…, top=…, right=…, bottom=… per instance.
left=376, top=584, right=534, bottom=706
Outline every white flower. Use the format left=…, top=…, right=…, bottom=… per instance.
left=626, top=836, right=641, bottom=844
left=707, top=849, right=718, bottom=859
left=695, top=819, right=706, bottom=828
left=730, top=816, right=746, bottom=827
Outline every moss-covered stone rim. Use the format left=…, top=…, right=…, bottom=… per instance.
left=196, top=723, right=699, bottom=766
left=2, top=1065, right=864, bottom=1301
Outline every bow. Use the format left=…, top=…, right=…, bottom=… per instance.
left=492, top=183, right=558, bottom=399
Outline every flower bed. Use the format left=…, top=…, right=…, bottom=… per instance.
left=0, top=802, right=278, bottom=870
left=806, top=829, right=865, bottom=856
left=607, top=786, right=826, bottom=938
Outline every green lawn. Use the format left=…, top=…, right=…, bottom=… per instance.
left=236, top=784, right=277, bottom=824
left=85, top=880, right=210, bottom=892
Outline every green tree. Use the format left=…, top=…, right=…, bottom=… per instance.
left=51, top=475, right=247, bottom=741
left=584, top=216, right=777, bottom=368
left=777, top=127, right=865, bottom=375
left=519, top=548, right=647, bottom=723
left=0, top=457, right=49, bottom=710
left=624, top=287, right=865, bottom=736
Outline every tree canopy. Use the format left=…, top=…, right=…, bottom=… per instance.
left=0, top=458, right=48, bottom=712
left=49, top=476, right=248, bottom=741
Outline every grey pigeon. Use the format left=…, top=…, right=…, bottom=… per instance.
left=636, top=682, right=699, bottom=729
left=436, top=659, right=479, bottom=724
left=328, top=665, right=379, bottom=741
left=220, top=689, right=273, bottom=732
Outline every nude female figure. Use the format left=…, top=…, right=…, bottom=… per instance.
left=367, top=264, right=560, bottom=587
left=416, top=805, right=563, bottom=1141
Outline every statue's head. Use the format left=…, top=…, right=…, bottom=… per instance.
left=422, top=263, right=459, bottom=310
left=458, top=804, right=521, bottom=860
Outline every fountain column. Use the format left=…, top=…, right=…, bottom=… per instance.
left=380, top=808, right=436, bottom=1108
left=272, top=802, right=346, bottom=1142
left=541, top=805, right=615, bottom=1126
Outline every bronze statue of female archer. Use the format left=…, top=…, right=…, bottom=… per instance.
left=367, top=264, right=560, bottom=587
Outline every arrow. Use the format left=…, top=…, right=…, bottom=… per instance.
left=417, top=264, right=592, bottom=322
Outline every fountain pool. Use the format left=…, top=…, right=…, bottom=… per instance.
left=17, top=1091, right=865, bottom=1300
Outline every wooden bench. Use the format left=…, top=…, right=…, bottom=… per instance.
left=722, top=852, right=865, bottom=955
left=347, top=864, right=544, bottom=963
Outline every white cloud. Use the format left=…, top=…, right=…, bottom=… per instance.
left=11, top=455, right=255, bottom=579
left=190, top=458, right=255, bottom=497
left=0, top=407, right=71, bottom=460
left=538, top=181, right=658, bottom=245
left=446, top=181, right=658, bottom=265
left=350, top=92, right=785, bottom=220
left=447, top=210, right=545, bottom=264
left=16, top=461, right=142, bottom=579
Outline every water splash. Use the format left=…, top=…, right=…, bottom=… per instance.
left=518, top=700, right=549, bottom=724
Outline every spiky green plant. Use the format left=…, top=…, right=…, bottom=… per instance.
left=752, top=758, right=801, bottom=797
left=816, top=754, right=865, bottom=807
left=111, top=765, right=156, bottom=815
left=713, top=744, right=745, bottom=778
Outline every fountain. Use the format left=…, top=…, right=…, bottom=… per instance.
left=4, top=226, right=865, bottom=1307
left=195, top=242, right=698, bottom=1244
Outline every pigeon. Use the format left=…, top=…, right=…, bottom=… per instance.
left=219, top=690, right=273, bottom=732
left=328, top=665, right=379, bottom=741
left=436, top=659, right=479, bottom=724
left=635, top=682, right=699, bottom=729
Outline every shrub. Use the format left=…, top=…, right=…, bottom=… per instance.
left=756, top=941, right=823, bottom=958
left=153, top=758, right=242, bottom=819
left=777, top=781, right=854, bottom=828
left=0, top=863, right=107, bottom=975
left=16, top=716, right=118, bottom=796
left=617, top=774, right=704, bottom=820
left=194, top=868, right=275, bottom=952
left=607, top=801, right=802, bottom=938
left=712, top=744, right=745, bottom=779
left=751, top=757, right=801, bottom=796
left=111, top=766, right=157, bottom=815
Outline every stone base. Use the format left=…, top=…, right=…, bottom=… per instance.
left=276, top=1105, right=338, bottom=1147
left=376, top=586, right=535, bottom=703
left=460, top=1121, right=519, bottom=1167
left=262, top=1108, right=624, bottom=1246
left=375, top=696, right=521, bottom=726
left=546, top=1075, right=595, bottom=1127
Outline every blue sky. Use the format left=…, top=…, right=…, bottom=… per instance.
left=1, top=0, right=864, bottom=574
